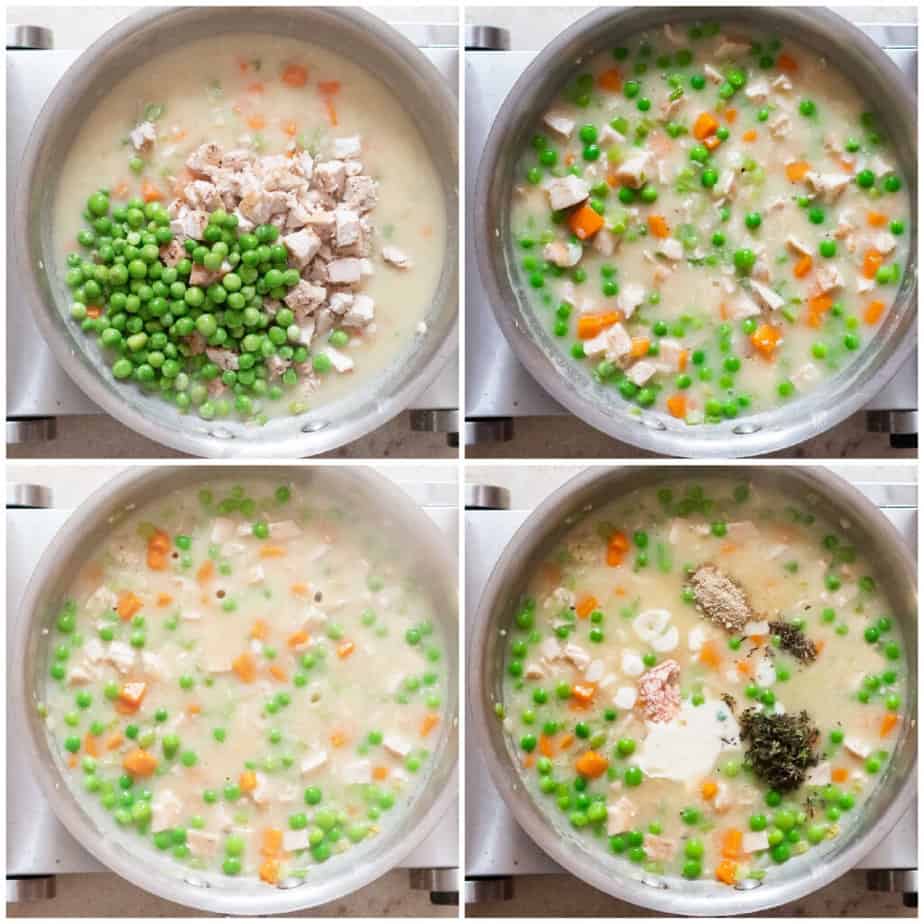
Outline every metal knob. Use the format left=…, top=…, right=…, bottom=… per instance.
left=6, top=484, right=52, bottom=509
left=866, top=869, right=917, bottom=908
left=6, top=25, right=53, bottom=49
left=6, top=876, right=57, bottom=902
left=409, top=868, right=459, bottom=905
left=465, top=25, right=511, bottom=51
left=6, top=418, right=57, bottom=444
left=464, top=876, right=514, bottom=903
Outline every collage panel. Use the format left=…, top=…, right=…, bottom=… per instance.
left=3, top=1, right=921, bottom=922
left=464, top=462, right=917, bottom=916
left=8, top=5, right=459, bottom=460
left=465, top=6, right=917, bottom=460
left=8, top=462, right=459, bottom=916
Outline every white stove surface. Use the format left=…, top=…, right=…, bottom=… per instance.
left=465, top=479, right=917, bottom=878
left=464, top=22, right=917, bottom=421
left=6, top=32, right=458, bottom=420
left=7, top=483, right=458, bottom=877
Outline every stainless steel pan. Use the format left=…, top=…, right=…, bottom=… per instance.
left=16, top=466, right=458, bottom=914
left=471, top=466, right=916, bottom=915
left=475, top=8, right=917, bottom=457
left=16, top=7, right=458, bottom=457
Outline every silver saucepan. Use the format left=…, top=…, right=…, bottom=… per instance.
left=475, top=8, right=917, bottom=457
left=16, top=466, right=458, bottom=914
left=16, top=7, right=458, bottom=457
left=471, top=466, right=916, bottom=915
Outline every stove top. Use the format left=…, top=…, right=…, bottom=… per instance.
left=6, top=478, right=459, bottom=902
left=464, top=476, right=917, bottom=902
left=6, top=22, right=459, bottom=446
left=464, top=21, right=918, bottom=447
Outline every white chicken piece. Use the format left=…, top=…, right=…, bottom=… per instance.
left=725, top=293, right=762, bottom=320
left=542, top=108, right=576, bottom=139
left=626, top=360, right=657, bottom=387
left=656, top=238, right=684, bottom=262
left=607, top=797, right=638, bottom=835
left=544, top=175, right=590, bottom=211
left=543, top=241, right=583, bottom=267
left=814, top=265, right=844, bottom=296
left=616, top=282, right=646, bottom=319
left=582, top=322, right=632, bottom=364
left=805, top=172, right=851, bottom=204
left=749, top=280, right=785, bottom=312
left=613, top=151, right=653, bottom=189
left=613, top=686, right=638, bottom=709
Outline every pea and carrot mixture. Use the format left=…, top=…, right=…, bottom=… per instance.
left=498, top=478, right=907, bottom=885
left=511, top=22, right=910, bottom=424
left=39, top=478, right=446, bottom=884
left=55, top=33, right=445, bottom=424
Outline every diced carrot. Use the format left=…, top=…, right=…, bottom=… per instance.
left=259, top=859, right=280, bottom=885
left=247, top=115, right=266, bottom=131
left=539, top=734, right=556, bottom=758
left=260, top=545, right=287, bottom=559
left=330, top=729, right=348, bottom=748
left=786, top=160, right=810, bottom=182
left=777, top=53, right=799, bottom=73
left=568, top=203, right=605, bottom=241
left=666, top=394, right=687, bottom=419
left=281, top=63, right=309, bottom=87
left=287, top=629, right=309, bottom=649
left=290, top=582, right=310, bottom=597
left=262, top=828, right=283, bottom=857
left=558, top=733, right=575, bottom=750
left=419, top=713, right=440, bottom=738
left=186, top=703, right=201, bottom=716
left=704, top=135, right=721, bottom=152
left=606, top=530, right=630, bottom=567
left=123, top=748, right=158, bottom=777
left=571, top=682, right=597, bottom=705
left=577, top=311, right=622, bottom=340
left=724, top=108, right=737, bottom=124
left=809, top=294, right=834, bottom=316
left=372, top=765, right=389, bottom=781
left=864, top=299, right=886, bottom=325
left=692, top=112, right=719, bottom=140
left=321, top=92, right=339, bottom=125
left=86, top=306, right=102, bottom=319
left=736, top=659, right=753, bottom=678
left=250, top=619, right=268, bottom=640
left=318, top=79, right=341, bottom=96
left=630, top=337, right=650, bottom=358
left=84, top=732, right=100, bottom=757
left=156, top=593, right=173, bottom=607
left=814, top=639, right=825, bottom=656
left=169, top=127, right=188, bottom=142
left=598, top=68, right=622, bottom=92
left=716, top=859, right=738, bottom=885
left=721, top=828, right=743, bottom=860
left=240, top=770, right=258, bottom=793
left=574, top=750, right=609, bottom=779
left=281, top=119, right=298, bottom=137
left=880, top=713, right=899, bottom=737
left=196, top=560, right=214, bottom=584
left=269, top=664, right=288, bottom=682
left=647, top=215, right=670, bottom=239
left=68, top=754, right=79, bottom=768
left=575, top=594, right=598, bottom=619
left=862, top=248, right=883, bottom=279
left=116, top=591, right=143, bottom=621
left=523, top=753, right=535, bottom=769
left=832, top=766, right=849, bottom=783
left=117, top=681, right=147, bottom=714
left=140, top=180, right=163, bottom=203
left=232, top=652, right=257, bottom=683
left=750, top=324, right=782, bottom=358
left=701, top=780, right=718, bottom=800
left=337, top=640, right=355, bottom=659
left=678, top=349, right=689, bottom=371
left=742, top=129, right=757, bottom=142
left=867, top=211, right=887, bottom=227
left=793, top=254, right=813, bottom=278
left=699, top=640, right=721, bottom=669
